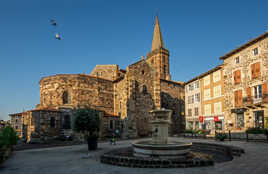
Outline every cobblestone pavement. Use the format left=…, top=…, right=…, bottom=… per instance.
left=1, top=137, right=268, bottom=174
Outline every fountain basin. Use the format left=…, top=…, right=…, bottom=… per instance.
left=132, top=140, right=192, bottom=158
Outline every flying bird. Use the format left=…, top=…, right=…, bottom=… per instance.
left=49, top=19, right=57, bottom=26
left=55, top=33, right=61, bottom=40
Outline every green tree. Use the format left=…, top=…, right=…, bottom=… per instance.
left=73, top=107, right=100, bottom=151
left=0, top=126, right=19, bottom=149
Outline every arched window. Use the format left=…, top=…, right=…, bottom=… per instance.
left=62, top=91, right=69, bottom=104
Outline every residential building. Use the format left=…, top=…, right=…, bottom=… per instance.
left=185, top=79, right=201, bottom=130
left=200, top=66, right=225, bottom=134
left=220, top=31, right=268, bottom=132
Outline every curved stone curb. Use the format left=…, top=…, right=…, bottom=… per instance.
left=100, top=143, right=245, bottom=168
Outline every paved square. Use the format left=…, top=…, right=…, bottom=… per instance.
left=1, top=138, right=268, bottom=174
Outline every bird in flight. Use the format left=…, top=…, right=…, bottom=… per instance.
left=49, top=19, right=57, bottom=26
left=55, top=33, right=61, bottom=40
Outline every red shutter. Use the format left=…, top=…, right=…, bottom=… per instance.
left=255, top=62, right=261, bottom=77
left=238, top=90, right=242, bottom=106
left=233, top=71, right=237, bottom=83
left=234, top=91, right=238, bottom=107
left=262, top=83, right=267, bottom=95
left=237, top=70, right=241, bottom=83
left=246, top=87, right=251, bottom=97
left=251, top=64, right=255, bottom=79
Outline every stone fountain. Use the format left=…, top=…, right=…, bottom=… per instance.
left=100, top=108, right=244, bottom=168
left=132, top=108, right=192, bottom=158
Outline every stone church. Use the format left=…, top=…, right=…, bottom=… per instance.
left=10, top=16, right=185, bottom=141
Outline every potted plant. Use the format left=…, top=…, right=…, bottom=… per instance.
left=215, top=133, right=227, bottom=141
left=73, top=107, right=100, bottom=151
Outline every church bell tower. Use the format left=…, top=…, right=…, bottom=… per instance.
left=146, top=15, right=171, bottom=80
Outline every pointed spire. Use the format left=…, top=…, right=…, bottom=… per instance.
left=151, top=14, right=164, bottom=51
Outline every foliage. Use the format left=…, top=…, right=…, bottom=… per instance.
left=197, top=130, right=206, bottom=135
left=73, top=107, right=100, bottom=138
left=0, top=126, right=19, bottom=148
left=215, top=133, right=227, bottom=141
left=246, top=127, right=268, bottom=135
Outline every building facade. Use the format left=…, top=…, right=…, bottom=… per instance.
left=10, top=15, right=185, bottom=140
left=185, top=79, right=201, bottom=130
left=201, top=66, right=225, bottom=134
left=220, top=31, right=268, bottom=132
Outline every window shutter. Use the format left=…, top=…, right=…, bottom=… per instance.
left=255, top=62, right=261, bottom=77
left=234, top=91, right=238, bottom=107
left=251, top=64, right=255, bottom=78
left=233, top=71, right=237, bottom=83
left=246, top=87, right=251, bottom=97
left=262, top=83, right=267, bottom=95
left=237, top=70, right=241, bottom=83
left=238, top=90, right=242, bottom=106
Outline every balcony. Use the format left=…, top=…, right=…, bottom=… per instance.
left=243, top=94, right=268, bottom=108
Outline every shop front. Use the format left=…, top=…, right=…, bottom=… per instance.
left=199, top=115, right=224, bottom=134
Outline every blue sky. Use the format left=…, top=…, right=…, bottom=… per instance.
left=0, top=0, right=267, bottom=120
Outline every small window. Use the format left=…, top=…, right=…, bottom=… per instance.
left=163, top=65, right=166, bottom=74
left=142, top=85, right=147, bottom=94
left=15, top=119, right=18, bottom=123
left=15, top=126, right=18, bottom=129
left=235, top=56, right=239, bottom=64
left=195, top=81, right=199, bottom=88
left=253, top=48, right=258, bottom=56
left=194, top=107, right=199, bottom=116
left=188, top=109, right=192, bottom=116
left=141, top=70, right=144, bottom=75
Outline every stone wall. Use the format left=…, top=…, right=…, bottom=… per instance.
left=90, top=65, right=124, bottom=81
left=39, top=74, right=114, bottom=115
left=125, top=60, right=155, bottom=137
left=160, top=79, right=185, bottom=134
left=222, top=35, right=268, bottom=132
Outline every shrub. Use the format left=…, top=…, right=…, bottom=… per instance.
left=246, top=127, right=268, bottom=134
left=184, top=129, right=194, bottom=134
left=73, top=107, right=100, bottom=151
left=215, top=133, right=227, bottom=141
left=0, top=126, right=19, bottom=149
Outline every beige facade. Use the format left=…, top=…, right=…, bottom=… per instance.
left=185, top=79, right=201, bottom=130
left=220, top=31, right=268, bottom=132
left=200, top=67, right=225, bottom=133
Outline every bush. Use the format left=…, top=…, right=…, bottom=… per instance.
left=215, top=133, right=227, bottom=141
left=246, top=127, right=268, bottom=134
left=0, top=126, right=19, bottom=149
left=184, top=129, right=194, bottom=134
left=73, top=107, right=100, bottom=151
